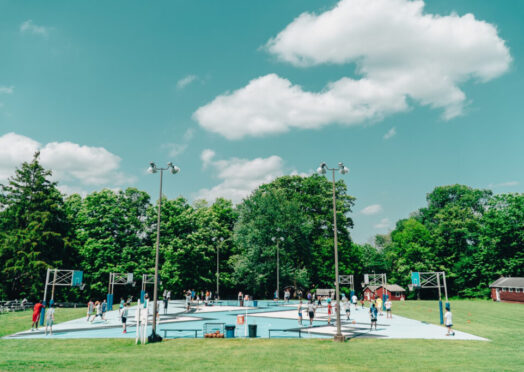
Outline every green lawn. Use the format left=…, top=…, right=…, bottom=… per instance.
left=0, top=300, right=523, bottom=371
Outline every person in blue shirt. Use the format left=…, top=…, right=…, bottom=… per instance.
left=370, top=303, right=378, bottom=331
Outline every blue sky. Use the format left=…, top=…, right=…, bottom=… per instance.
left=1, top=0, right=522, bottom=243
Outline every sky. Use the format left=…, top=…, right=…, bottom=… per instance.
left=1, top=0, right=523, bottom=243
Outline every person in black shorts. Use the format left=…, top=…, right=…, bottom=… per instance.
left=370, top=303, right=378, bottom=331
left=307, top=300, right=316, bottom=326
left=121, top=303, right=129, bottom=333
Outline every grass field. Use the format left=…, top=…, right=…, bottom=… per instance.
left=1, top=300, right=523, bottom=371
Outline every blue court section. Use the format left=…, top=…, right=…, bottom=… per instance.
left=4, top=300, right=488, bottom=341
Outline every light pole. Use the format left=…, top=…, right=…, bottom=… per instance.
left=271, top=234, right=284, bottom=300
left=212, top=236, right=224, bottom=300
left=147, top=161, right=180, bottom=342
left=317, top=161, right=349, bottom=342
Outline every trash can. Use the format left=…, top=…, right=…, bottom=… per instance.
left=253, top=300, right=258, bottom=307
left=225, top=325, right=236, bottom=338
left=248, top=324, right=257, bottom=338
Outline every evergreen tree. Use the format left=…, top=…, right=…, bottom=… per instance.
left=0, top=152, right=73, bottom=300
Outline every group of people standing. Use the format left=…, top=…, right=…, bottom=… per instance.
left=184, top=289, right=214, bottom=310
left=31, top=300, right=55, bottom=335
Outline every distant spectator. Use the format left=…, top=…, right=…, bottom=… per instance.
left=370, top=303, right=378, bottom=331
left=385, top=299, right=392, bottom=319
left=45, top=304, right=55, bottom=336
left=86, top=300, right=95, bottom=322
left=31, top=300, right=44, bottom=331
left=444, top=305, right=455, bottom=336
left=121, top=303, right=129, bottom=333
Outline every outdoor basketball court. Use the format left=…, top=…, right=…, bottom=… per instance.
left=4, top=300, right=487, bottom=341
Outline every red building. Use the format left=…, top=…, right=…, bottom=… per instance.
left=489, top=277, right=524, bottom=303
left=363, top=284, right=406, bottom=301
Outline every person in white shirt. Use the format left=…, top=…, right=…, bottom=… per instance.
left=444, top=305, right=455, bottom=336
left=121, top=303, right=129, bottom=333
left=343, top=295, right=351, bottom=320
left=45, top=304, right=55, bottom=336
left=385, top=299, right=392, bottom=319
left=307, top=301, right=317, bottom=326
left=352, top=294, right=358, bottom=310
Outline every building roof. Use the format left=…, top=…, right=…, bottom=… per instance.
left=489, top=277, right=524, bottom=288
left=364, top=284, right=405, bottom=292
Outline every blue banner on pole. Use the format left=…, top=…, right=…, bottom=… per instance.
left=411, top=272, right=420, bottom=287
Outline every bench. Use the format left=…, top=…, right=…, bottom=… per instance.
left=268, top=328, right=303, bottom=338
left=162, top=329, right=200, bottom=338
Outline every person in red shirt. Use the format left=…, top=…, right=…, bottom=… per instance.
left=32, top=300, right=44, bottom=331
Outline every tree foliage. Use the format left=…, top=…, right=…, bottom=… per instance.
left=1, top=155, right=521, bottom=301
left=0, top=153, right=75, bottom=300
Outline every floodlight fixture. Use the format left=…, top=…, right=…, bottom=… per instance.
left=317, top=162, right=327, bottom=175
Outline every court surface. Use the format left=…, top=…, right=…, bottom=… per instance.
left=4, top=300, right=488, bottom=341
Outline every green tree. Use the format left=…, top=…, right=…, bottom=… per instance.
left=232, top=175, right=357, bottom=298
left=72, top=188, right=152, bottom=299
left=0, top=153, right=74, bottom=300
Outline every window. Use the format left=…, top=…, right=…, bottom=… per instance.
left=509, top=288, right=514, bottom=293
left=503, top=288, right=508, bottom=292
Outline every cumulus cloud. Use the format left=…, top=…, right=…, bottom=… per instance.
left=194, top=0, right=511, bottom=139
left=0, top=133, right=40, bottom=182
left=383, top=127, right=396, bottom=140
left=196, top=150, right=284, bottom=203
left=177, top=75, right=198, bottom=90
left=20, top=20, right=49, bottom=37
left=0, top=133, right=133, bottom=191
left=374, top=218, right=391, bottom=229
left=361, top=204, right=383, bottom=215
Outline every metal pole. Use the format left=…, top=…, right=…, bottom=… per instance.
left=43, top=268, right=50, bottom=304
left=437, top=272, right=442, bottom=301
left=152, top=169, right=163, bottom=339
left=216, top=240, right=220, bottom=299
left=51, top=268, right=58, bottom=302
left=384, top=273, right=388, bottom=311
left=442, top=272, right=448, bottom=302
left=332, top=169, right=343, bottom=342
left=437, top=272, right=444, bottom=324
left=277, top=240, right=280, bottom=300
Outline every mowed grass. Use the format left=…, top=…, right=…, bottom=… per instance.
left=0, top=300, right=523, bottom=371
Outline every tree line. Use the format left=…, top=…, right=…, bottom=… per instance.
left=0, top=153, right=522, bottom=301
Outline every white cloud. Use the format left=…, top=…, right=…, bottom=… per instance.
left=20, top=20, right=49, bottom=37
left=196, top=150, right=284, bottom=204
left=374, top=218, right=391, bottom=229
left=194, top=0, right=510, bottom=140
left=0, top=133, right=40, bottom=182
left=0, top=132, right=133, bottom=189
left=0, top=86, right=14, bottom=94
left=488, top=181, right=519, bottom=188
left=361, top=204, right=383, bottom=215
left=177, top=75, right=197, bottom=90
left=39, top=141, right=131, bottom=185
left=194, top=73, right=406, bottom=139
left=383, top=127, right=396, bottom=140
